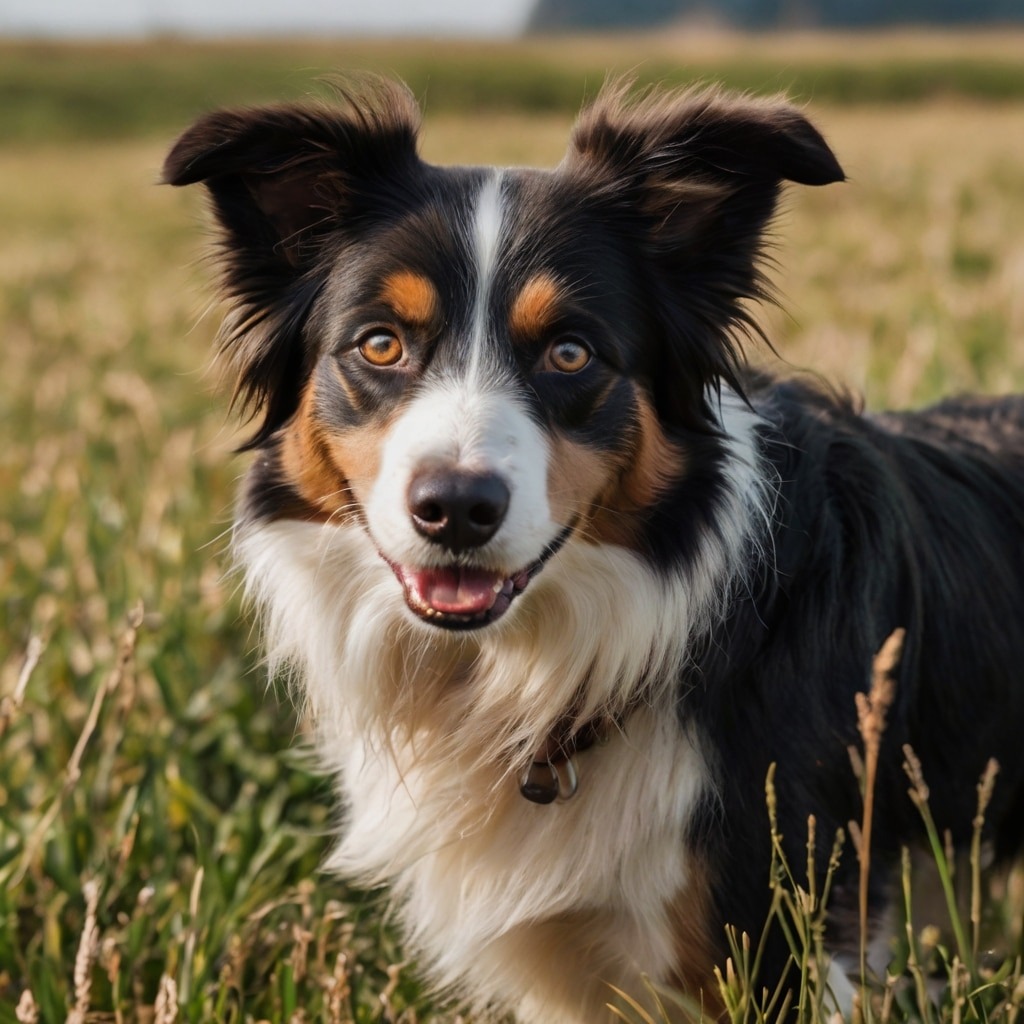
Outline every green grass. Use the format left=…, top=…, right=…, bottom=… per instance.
left=1, top=38, right=1024, bottom=1023
left=2, top=33, right=1024, bottom=142
left=0, top=140, right=428, bottom=1023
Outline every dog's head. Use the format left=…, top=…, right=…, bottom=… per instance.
left=166, top=78, right=842, bottom=632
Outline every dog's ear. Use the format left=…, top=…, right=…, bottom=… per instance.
left=163, top=82, right=422, bottom=267
left=163, top=80, right=422, bottom=447
left=563, top=83, right=844, bottom=428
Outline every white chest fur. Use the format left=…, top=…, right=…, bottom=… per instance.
left=235, top=394, right=767, bottom=1020
left=239, top=521, right=719, bottom=1020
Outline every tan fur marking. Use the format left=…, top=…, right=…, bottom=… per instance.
left=497, top=909, right=656, bottom=1023
left=667, top=858, right=724, bottom=1019
left=279, top=385, right=384, bottom=522
left=622, top=393, right=687, bottom=509
left=379, top=270, right=439, bottom=326
left=325, top=428, right=385, bottom=507
left=487, top=875, right=721, bottom=1023
left=509, top=273, right=563, bottom=339
left=575, top=390, right=688, bottom=549
left=546, top=434, right=616, bottom=532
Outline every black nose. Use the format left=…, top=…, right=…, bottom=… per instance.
left=408, top=468, right=510, bottom=552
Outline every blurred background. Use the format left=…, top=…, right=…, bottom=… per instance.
left=2, top=0, right=1023, bottom=35
left=1, top=4, right=1023, bottom=1023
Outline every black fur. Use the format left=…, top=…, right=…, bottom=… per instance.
left=693, top=378, right=1024, bottom=982
left=167, top=78, right=1024, bottom=1013
left=163, top=80, right=425, bottom=447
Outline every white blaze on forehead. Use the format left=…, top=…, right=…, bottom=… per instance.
left=468, top=170, right=507, bottom=381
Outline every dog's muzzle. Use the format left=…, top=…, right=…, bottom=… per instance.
left=407, top=467, right=510, bottom=555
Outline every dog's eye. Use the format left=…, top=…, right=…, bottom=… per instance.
left=358, top=331, right=404, bottom=367
left=546, top=337, right=591, bottom=374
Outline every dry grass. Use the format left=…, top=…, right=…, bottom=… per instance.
left=1, top=56, right=1023, bottom=1022
left=3, top=30, right=1024, bottom=144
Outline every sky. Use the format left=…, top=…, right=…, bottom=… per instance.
left=0, top=0, right=532, bottom=37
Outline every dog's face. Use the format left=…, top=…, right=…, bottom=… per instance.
left=290, top=165, right=655, bottom=630
left=166, top=80, right=842, bottom=632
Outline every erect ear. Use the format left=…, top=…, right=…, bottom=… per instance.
left=562, top=82, right=844, bottom=428
left=163, top=80, right=423, bottom=447
left=164, top=81, right=422, bottom=268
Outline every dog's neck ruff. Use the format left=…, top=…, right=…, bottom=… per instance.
left=519, top=712, right=616, bottom=804
left=508, top=389, right=773, bottom=807
left=236, top=387, right=771, bottom=809
left=234, top=387, right=770, bottom=1017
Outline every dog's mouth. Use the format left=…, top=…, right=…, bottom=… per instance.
left=390, top=564, right=532, bottom=629
left=383, top=524, right=575, bottom=631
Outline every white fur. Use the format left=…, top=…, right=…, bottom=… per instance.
left=467, top=171, right=506, bottom=383
left=363, top=375, right=554, bottom=577
left=236, top=387, right=771, bottom=1023
left=825, top=955, right=858, bottom=1019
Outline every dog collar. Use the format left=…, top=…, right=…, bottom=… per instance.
left=518, top=716, right=612, bottom=804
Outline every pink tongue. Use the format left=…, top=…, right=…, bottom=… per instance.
left=410, top=567, right=504, bottom=614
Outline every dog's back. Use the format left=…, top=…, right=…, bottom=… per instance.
left=690, top=381, right=1024, bottom=990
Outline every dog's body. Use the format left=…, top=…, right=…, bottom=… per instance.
left=166, top=80, right=1024, bottom=1021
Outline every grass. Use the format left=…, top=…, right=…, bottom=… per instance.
left=1, top=36, right=1024, bottom=1023
left=3, top=31, right=1024, bottom=142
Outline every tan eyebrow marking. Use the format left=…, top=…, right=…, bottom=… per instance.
left=379, top=270, right=440, bottom=326
left=509, top=273, right=564, bottom=338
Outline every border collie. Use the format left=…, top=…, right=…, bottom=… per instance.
left=165, top=78, right=1024, bottom=1022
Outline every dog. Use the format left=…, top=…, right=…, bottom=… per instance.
left=165, top=78, right=1024, bottom=1022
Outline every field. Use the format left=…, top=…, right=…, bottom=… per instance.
left=2, top=33, right=1024, bottom=1023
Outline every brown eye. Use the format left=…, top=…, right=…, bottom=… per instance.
left=547, top=337, right=591, bottom=374
left=358, top=331, right=404, bottom=367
